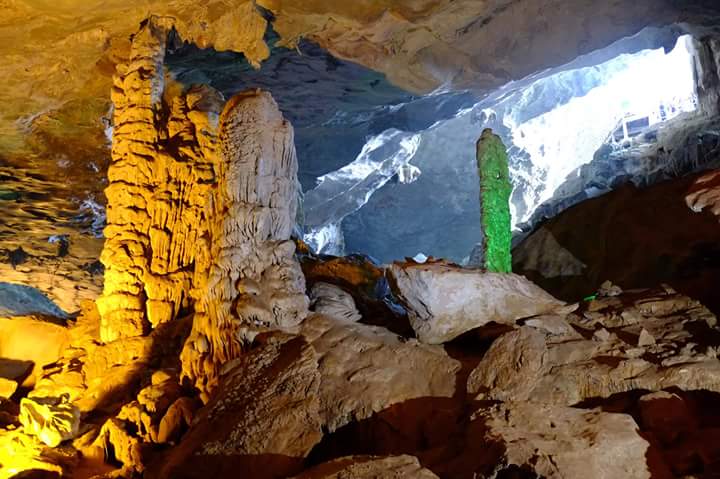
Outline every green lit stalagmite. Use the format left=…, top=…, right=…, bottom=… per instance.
left=476, top=128, right=512, bottom=273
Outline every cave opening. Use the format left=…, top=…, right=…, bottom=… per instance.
left=319, top=32, right=710, bottom=264
left=167, top=28, right=709, bottom=266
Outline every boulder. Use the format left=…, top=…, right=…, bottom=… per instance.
left=0, top=317, right=70, bottom=387
left=389, top=261, right=565, bottom=344
left=19, top=396, right=80, bottom=447
left=293, top=455, right=439, bottom=478
left=301, top=314, right=460, bottom=431
left=468, top=287, right=720, bottom=405
left=310, top=282, right=362, bottom=323
left=479, top=402, right=654, bottom=478
left=155, top=333, right=323, bottom=479
left=0, top=378, right=17, bottom=399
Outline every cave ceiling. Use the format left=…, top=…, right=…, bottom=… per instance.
left=3, top=0, right=720, bottom=155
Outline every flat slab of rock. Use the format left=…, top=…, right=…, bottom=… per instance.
left=479, top=402, right=653, bottom=478
left=293, top=455, right=439, bottom=478
left=389, top=262, right=565, bottom=344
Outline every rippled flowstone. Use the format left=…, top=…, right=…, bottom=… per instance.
left=389, top=261, right=566, bottom=344
left=19, top=396, right=80, bottom=447
left=468, top=285, right=720, bottom=405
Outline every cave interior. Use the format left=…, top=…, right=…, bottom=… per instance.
left=3, top=1, right=720, bottom=478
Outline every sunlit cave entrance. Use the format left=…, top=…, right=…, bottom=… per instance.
left=160, top=29, right=711, bottom=266
left=301, top=33, right=706, bottom=263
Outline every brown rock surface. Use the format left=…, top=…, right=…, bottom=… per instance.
left=514, top=173, right=720, bottom=315
left=4, top=0, right=720, bottom=158
left=300, top=314, right=460, bottom=432
left=293, top=455, right=439, bottom=479
left=479, top=402, right=654, bottom=478
left=468, top=286, right=720, bottom=405
left=389, top=261, right=566, bottom=344
left=155, top=333, right=322, bottom=479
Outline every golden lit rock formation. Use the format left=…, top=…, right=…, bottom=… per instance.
left=97, top=16, right=221, bottom=342
left=5, top=2, right=720, bottom=477
left=98, top=17, right=307, bottom=396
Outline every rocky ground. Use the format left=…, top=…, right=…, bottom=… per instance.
left=2, top=236, right=720, bottom=477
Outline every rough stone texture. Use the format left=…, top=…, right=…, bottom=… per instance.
left=514, top=171, right=720, bottom=315
left=293, top=455, right=439, bottom=479
left=309, top=282, right=362, bottom=323
left=19, top=396, right=80, bottom=447
left=687, top=168, right=720, bottom=218
left=31, top=306, right=189, bottom=415
left=181, top=88, right=308, bottom=397
left=97, top=17, right=223, bottom=342
left=479, top=402, right=653, bottom=478
left=4, top=0, right=720, bottom=157
left=468, top=286, right=720, bottom=405
left=476, top=128, right=512, bottom=273
left=300, top=314, right=460, bottom=431
left=156, top=334, right=322, bottom=479
left=96, top=18, right=307, bottom=396
left=389, top=261, right=566, bottom=344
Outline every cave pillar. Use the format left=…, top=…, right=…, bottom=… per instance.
left=476, top=128, right=512, bottom=273
left=181, top=90, right=309, bottom=398
left=97, top=16, right=308, bottom=396
left=99, top=17, right=226, bottom=343
left=97, top=17, right=172, bottom=342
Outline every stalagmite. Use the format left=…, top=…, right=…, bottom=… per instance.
left=476, top=128, right=513, bottom=273
left=181, top=90, right=309, bottom=397
left=97, top=16, right=224, bottom=342
left=97, top=17, right=307, bottom=397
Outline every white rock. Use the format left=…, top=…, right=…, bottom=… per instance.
left=389, top=262, right=565, bottom=344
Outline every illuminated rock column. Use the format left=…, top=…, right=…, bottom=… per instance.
left=182, top=90, right=308, bottom=397
left=476, top=128, right=512, bottom=273
left=98, top=17, right=223, bottom=342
